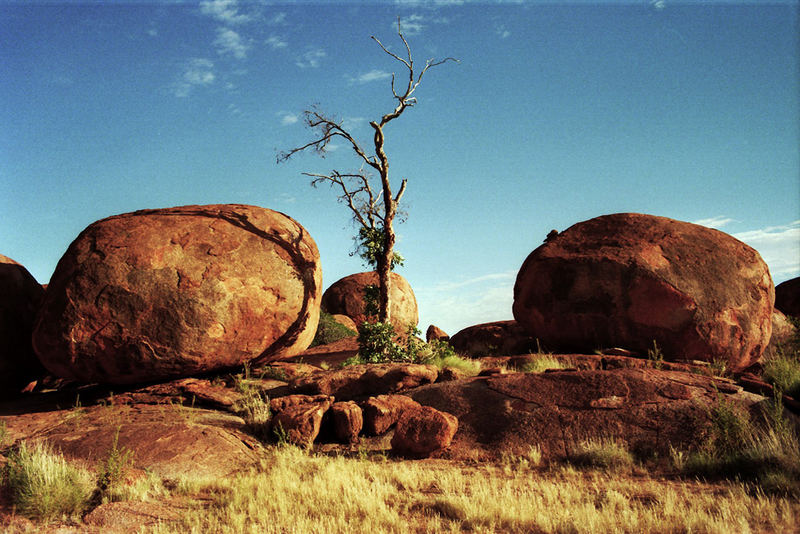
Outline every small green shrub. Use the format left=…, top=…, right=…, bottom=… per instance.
left=647, top=340, right=664, bottom=369
left=94, top=426, right=135, bottom=504
left=569, top=438, right=634, bottom=471
left=5, top=440, right=93, bottom=520
left=310, top=311, right=357, bottom=347
left=357, top=321, right=408, bottom=363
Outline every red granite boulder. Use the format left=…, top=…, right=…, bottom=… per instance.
left=0, top=254, right=46, bottom=394
left=426, top=325, right=449, bottom=343
left=329, top=401, right=363, bottom=443
left=289, top=363, right=438, bottom=400
left=32, top=205, right=322, bottom=384
left=271, top=396, right=333, bottom=448
left=321, top=271, right=418, bottom=329
left=775, top=277, right=800, bottom=317
left=391, top=405, right=458, bottom=458
left=513, top=213, right=774, bottom=372
left=449, top=320, right=537, bottom=357
left=361, top=394, right=421, bottom=435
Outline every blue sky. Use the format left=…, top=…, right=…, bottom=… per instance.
left=2, top=1, right=798, bottom=335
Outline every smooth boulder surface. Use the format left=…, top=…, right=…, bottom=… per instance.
left=321, top=271, right=418, bottom=329
left=32, top=204, right=322, bottom=384
left=391, top=405, right=458, bottom=458
left=0, top=254, right=46, bottom=393
left=513, top=213, right=774, bottom=372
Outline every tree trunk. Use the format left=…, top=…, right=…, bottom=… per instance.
left=377, top=222, right=395, bottom=324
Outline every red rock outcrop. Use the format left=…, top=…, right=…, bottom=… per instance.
left=408, top=368, right=761, bottom=461
left=289, top=363, right=438, bottom=400
left=361, top=394, right=421, bottom=435
left=321, top=271, right=418, bottom=329
left=391, top=405, right=458, bottom=457
left=449, top=320, right=537, bottom=357
left=769, top=310, right=796, bottom=349
left=0, top=254, right=46, bottom=394
left=32, top=205, right=322, bottom=384
left=775, top=277, right=800, bottom=317
left=513, top=213, right=774, bottom=372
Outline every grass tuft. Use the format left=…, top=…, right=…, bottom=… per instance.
left=5, top=440, right=93, bottom=521
left=569, top=438, right=635, bottom=471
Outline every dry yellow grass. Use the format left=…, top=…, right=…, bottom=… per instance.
left=144, top=445, right=799, bottom=534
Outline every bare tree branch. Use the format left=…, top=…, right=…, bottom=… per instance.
left=277, top=18, right=457, bottom=323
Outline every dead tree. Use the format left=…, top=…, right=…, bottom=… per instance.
left=277, top=19, right=457, bottom=324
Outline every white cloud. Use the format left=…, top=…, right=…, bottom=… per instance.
left=173, top=58, right=215, bottom=97
left=350, top=69, right=392, bottom=84
left=279, top=112, right=299, bottom=126
left=693, top=215, right=736, bottom=229
left=214, top=27, right=250, bottom=59
left=266, top=35, right=288, bottom=49
left=200, top=0, right=251, bottom=25
left=733, top=221, right=800, bottom=281
left=397, top=14, right=426, bottom=35
left=496, top=25, right=511, bottom=39
left=296, top=48, right=326, bottom=68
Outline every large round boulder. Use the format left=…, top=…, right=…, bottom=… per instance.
left=512, top=213, right=774, bottom=372
left=32, top=204, right=322, bottom=384
left=320, top=271, right=418, bottom=329
left=0, top=255, right=46, bottom=393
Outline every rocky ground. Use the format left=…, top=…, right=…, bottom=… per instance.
left=1, top=337, right=796, bottom=532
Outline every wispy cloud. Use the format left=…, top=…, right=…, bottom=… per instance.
left=270, top=12, right=287, bottom=25
left=213, top=27, right=250, bottom=59
left=200, top=0, right=251, bottom=25
left=733, top=221, right=800, bottom=281
left=266, top=35, right=288, bottom=49
left=496, top=24, right=511, bottom=39
left=349, top=69, right=392, bottom=84
left=693, top=215, right=736, bottom=229
left=416, top=271, right=516, bottom=335
left=173, top=58, right=215, bottom=97
left=397, top=14, right=426, bottom=35
left=296, top=48, right=326, bottom=68
left=279, top=112, right=299, bottom=126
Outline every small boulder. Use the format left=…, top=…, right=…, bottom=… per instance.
left=270, top=394, right=333, bottom=414
left=769, top=310, right=796, bottom=349
left=513, top=213, right=774, bottom=373
left=32, top=204, right=322, bottom=384
left=361, top=394, right=421, bottom=435
left=449, top=320, right=536, bottom=357
left=391, top=406, right=458, bottom=457
left=426, top=325, right=449, bottom=343
left=321, top=271, right=418, bottom=329
left=330, top=401, right=363, bottom=443
left=331, top=314, right=358, bottom=332
left=0, top=255, right=46, bottom=394
left=271, top=397, right=333, bottom=448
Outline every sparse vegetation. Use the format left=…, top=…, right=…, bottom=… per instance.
left=139, top=445, right=798, bottom=534
left=763, top=348, right=800, bottom=399
left=521, top=355, right=567, bottom=374
left=233, top=371, right=272, bottom=441
left=93, top=426, right=135, bottom=504
left=4, top=440, right=93, bottom=521
left=568, top=438, right=635, bottom=471
left=679, top=393, right=800, bottom=495
left=647, top=340, right=664, bottom=369
left=311, top=311, right=358, bottom=347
